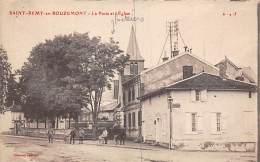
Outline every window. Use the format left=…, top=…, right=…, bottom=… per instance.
left=123, top=92, right=126, bottom=105
left=128, top=113, right=131, bottom=128
left=195, top=90, right=200, bottom=101
left=191, top=113, right=197, bottom=132
left=124, top=115, right=126, bottom=128
left=132, top=112, right=136, bottom=127
left=216, top=113, right=221, bottom=132
left=138, top=111, right=142, bottom=126
left=130, top=62, right=138, bottom=75
left=132, top=87, right=135, bottom=101
left=128, top=89, right=131, bottom=102
left=249, top=92, right=252, bottom=98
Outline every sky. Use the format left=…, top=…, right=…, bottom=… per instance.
left=0, top=0, right=258, bottom=73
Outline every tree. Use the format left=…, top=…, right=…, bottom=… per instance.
left=0, top=45, right=11, bottom=112
left=19, top=32, right=129, bottom=128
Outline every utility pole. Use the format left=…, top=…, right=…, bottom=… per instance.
left=167, top=21, right=179, bottom=58
left=168, top=95, right=173, bottom=149
left=168, top=21, right=173, bottom=58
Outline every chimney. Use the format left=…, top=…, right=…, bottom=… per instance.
left=218, top=63, right=227, bottom=79
left=162, top=51, right=169, bottom=62
left=183, top=66, right=193, bottom=79
left=171, top=50, right=179, bottom=58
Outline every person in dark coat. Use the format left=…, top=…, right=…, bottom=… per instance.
left=78, top=128, right=85, bottom=144
left=70, top=128, right=76, bottom=144
left=47, top=128, right=55, bottom=143
left=119, top=128, right=126, bottom=145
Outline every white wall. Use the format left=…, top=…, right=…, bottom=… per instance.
left=142, top=90, right=257, bottom=144
left=0, top=111, right=13, bottom=132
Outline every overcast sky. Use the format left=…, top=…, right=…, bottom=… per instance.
left=0, top=0, right=258, bottom=73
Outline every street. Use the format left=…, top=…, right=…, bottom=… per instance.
left=0, top=135, right=256, bottom=162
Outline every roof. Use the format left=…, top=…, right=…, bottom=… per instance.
left=215, top=56, right=240, bottom=70
left=140, top=53, right=219, bottom=75
left=215, top=56, right=256, bottom=83
left=138, top=72, right=257, bottom=100
left=239, top=67, right=256, bottom=83
left=100, top=101, right=118, bottom=112
left=126, top=25, right=144, bottom=61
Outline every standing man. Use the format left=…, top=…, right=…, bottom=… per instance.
left=102, top=128, right=108, bottom=144
left=78, top=128, right=85, bottom=144
left=70, top=128, right=76, bottom=144
left=47, top=127, right=55, bottom=143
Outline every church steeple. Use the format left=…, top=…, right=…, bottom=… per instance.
left=126, top=25, right=144, bottom=61
left=124, top=25, right=145, bottom=75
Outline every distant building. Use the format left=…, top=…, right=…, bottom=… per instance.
left=0, top=104, right=25, bottom=134
left=215, top=56, right=256, bottom=83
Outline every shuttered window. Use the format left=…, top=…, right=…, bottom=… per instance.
left=124, top=115, right=126, bottom=128
left=216, top=113, right=221, bottom=132
left=132, top=87, right=135, bottom=101
left=128, top=89, right=131, bottom=102
left=195, top=90, right=200, bottom=101
left=191, top=113, right=197, bottom=132
left=128, top=113, right=131, bottom=128
left=211, top=112, right=223, bottom=133
left=132, top=112, right=136, bottom=127
left=138, top=111, right=142, bottom=126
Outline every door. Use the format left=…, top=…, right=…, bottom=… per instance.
left=155, top=118, right=161, bottom=143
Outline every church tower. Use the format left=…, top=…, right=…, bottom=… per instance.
left=124, top=25, right=145, bottom=75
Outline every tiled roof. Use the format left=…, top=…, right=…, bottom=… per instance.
left=138, top=73, right=257, bottom=100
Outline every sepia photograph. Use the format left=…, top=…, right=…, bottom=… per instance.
left=0, top=0, right=258, bottom=162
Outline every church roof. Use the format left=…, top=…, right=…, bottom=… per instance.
left=126, top=26, right=144, bottom=61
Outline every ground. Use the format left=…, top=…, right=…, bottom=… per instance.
left=0, top=135, right=256, bottom=162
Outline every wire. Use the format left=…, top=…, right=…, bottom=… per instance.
left=157, top=33, right=169, bottom=65
left=178, top=30, right=186, bottom=47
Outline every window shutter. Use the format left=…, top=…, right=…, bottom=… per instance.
left=197, top=113, right=204, bottom=134
left=201, top=89, right=208, bottom=102
left=210, top=113, right=217, bottom=133
left=190, top=90, right=196, bottom=102
left=185, top=113, right=192, bottom=133
left=221, top=113, right=228, bottom=134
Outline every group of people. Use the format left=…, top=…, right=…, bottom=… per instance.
left=68, top=128, right=85, bottom=144
left=46, top=127, right=126, bottom=145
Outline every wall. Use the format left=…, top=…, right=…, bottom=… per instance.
left=124, top=104, right=140, bottom=138
left=140, top=54, right=219, bottom=94
left=142, top=90, right=257, bottom=151
left=0, top=111, right=13, bottom=132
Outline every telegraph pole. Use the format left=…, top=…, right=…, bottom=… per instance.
left=168, top=95, right=173, bottom=149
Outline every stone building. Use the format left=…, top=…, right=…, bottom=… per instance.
left=138, top=54, right=257, bottom=152
left=120, top=26, right=145, bottom=139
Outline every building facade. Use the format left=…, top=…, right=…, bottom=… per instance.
left=140, top=70, right=257, bottom=152
left=119, top=26, right=145, bottom=139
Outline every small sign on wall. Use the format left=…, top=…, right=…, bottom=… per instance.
left=172, top=103, right=181, bottom=108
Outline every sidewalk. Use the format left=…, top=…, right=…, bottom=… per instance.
left=0, top=134, right=161, bottom=151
